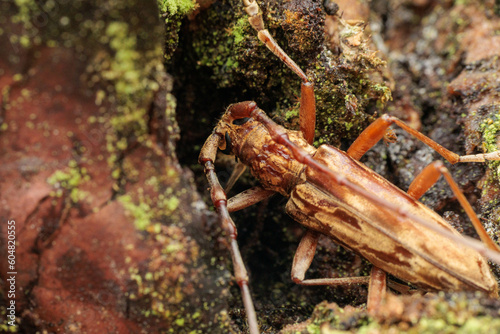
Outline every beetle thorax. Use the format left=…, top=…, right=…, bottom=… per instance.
left=217, top=116, right=316, bottom=196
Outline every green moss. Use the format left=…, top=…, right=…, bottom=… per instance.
left=6, top=0, right=232, bottom=332
left=157, top=0, right=197, bottom=62
left=192, top=6, right=252, bottom=88
left=164, top=196, right=179, bottom=211
left=9, top=0, right=43, bottom=51
left=1, top=86, right=10, bottom=131
left=12, top=0, right=166, bottom=195
left=12, top=0, right=38, bottom=30
left=88, top=19, right=164, bottom=192
left=232, top=17, right=248, bottom=45
left=126, top=221, right=217, bottom=332
left=11, top=0, right=76, bottom=49
left=308, top=47, right=390, bottom=146
left=0, top=323, right=17, bottom=333
left=157, top=0, right=196, bottom=16
left=104, top=21, right=149, bottom=136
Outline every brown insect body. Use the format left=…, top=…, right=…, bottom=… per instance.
left=217, top=111, right=314, bottom=196
left=216, top=108, right=498, bottom=298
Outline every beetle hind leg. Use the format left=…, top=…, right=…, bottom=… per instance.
left=367, top=267, right=387, bottom=315
left=408, top=161, right=500, bottom=253
left=291, top=231, right=394, bottom=314
left=346, top=114, right=500, bottom=163
left=291, top=230, right=371, bottom=286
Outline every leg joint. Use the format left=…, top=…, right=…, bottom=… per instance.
left=433, top=160, right=445, bottom=170
left=380, top=114, right=395, bottom=123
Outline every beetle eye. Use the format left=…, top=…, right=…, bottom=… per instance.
left=220, top=132, right=232, bottom=155
left=232, top=117, right=251, bottom=125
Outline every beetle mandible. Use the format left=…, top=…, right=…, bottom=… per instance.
left=199, top=1, right=500, bottom=333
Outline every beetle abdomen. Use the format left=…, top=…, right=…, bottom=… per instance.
left=286, top=145, right=498, bottom=296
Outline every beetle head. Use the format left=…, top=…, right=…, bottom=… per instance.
left=215, top=101, right=261, bottom=157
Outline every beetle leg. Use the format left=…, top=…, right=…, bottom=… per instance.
left=387, top=280, right=416, bottom=294
left=199, top=134, right=260, bottom=334
left=242, top=0, right=316, bottom=144
left=227, top=185, right=275, bottom=212
left=291, top=230, right=370, bottom=286
left=224, top=161, right=247, bottom=194
left=243, top=0, right=307, bottom=82
left=291, top=230, right=388, bottom=314
left=291, top=230, right=319, bottom=284
left=408, top=161, right=500, bottom=253
left=346, top=114, right=500, bottom=163
left=367, top=266, right=387, bottom=315
left=291, top=232, right=403, bottom=314
left=299, top=82, right=316, bottom=144
left=407, top=161, right=442, bottom=200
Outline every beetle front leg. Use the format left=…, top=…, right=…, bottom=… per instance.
left=199, top=134, right=260, bottom=334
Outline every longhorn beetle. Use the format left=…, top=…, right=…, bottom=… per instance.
left=199, top=1, right=500, bottom=333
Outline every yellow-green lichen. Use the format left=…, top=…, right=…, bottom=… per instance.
left=118, top=187, right=180, bottom=232
left=126, top=223, right=215, bottom=332
left=119, top=194, right=154, bottom=231
left=90, top=19, right=163, bottom=191
left=47, top=162, right=89, bottom=203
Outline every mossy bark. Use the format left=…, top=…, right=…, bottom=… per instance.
left=0, top=1, right=234, bottom=333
